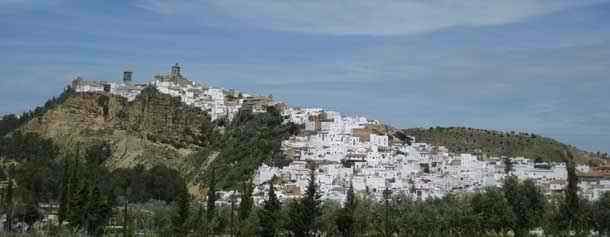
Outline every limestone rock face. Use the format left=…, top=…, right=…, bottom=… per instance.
left=117, top=88, right=211, bottom=149
left=21, top=88, right=212, bottom=169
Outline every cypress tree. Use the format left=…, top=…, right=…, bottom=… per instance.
left=66, top=154, right=87, bottom=231
left=229, top=191, right=237, bottom=237
left=503, top=157, right=513, bottom=175
left=302, top=163, right=322, bottom=237
left=287, top=199, right=306, bottom=237
left=257, top=180, right=281, bottom=237
left=593, top=192, right=610, bottom=236
left=206, top=168, right=217, bottom=235
left=84, top=184, right=112, bottom=236
left=336, top=182, right=356, bottom=237
left=238, top=179, right=254, bottom=222
left=172, top=183, right=190, bottom=236
left=564, top=151, right=579, bottom=226
left=58, top=153, right=74, bottom=228
left=3, top=166, right=14, bottom=232
left=287, top=163, right=321, bottom=237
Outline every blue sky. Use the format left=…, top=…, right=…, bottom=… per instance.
left=1, top=0, right=609, bottom=153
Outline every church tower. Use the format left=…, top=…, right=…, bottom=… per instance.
left=123, top=70, right=133, bottom=83
left=170, top=63, right=181, bottom=80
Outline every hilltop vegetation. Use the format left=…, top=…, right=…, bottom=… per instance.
left=0, top=87, right=75, bottom=137
left=203, top=107, right=300, bottom=190
left=399, top=127, right=608, bottom=163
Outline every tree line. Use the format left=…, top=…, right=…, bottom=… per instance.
left=0, top=132, right=187, bottom=235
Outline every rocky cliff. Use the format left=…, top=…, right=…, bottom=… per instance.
left=21, top=87, right=214, bottom=171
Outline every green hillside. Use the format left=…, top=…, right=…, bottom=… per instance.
left=399, top=127, right=607, bottom=163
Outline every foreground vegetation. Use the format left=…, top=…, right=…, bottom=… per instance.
left=1, top=155, right=610, bottom=236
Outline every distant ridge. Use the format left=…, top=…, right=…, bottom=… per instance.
left=398, top=127, right=608, bottom=163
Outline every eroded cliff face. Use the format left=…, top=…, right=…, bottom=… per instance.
left=21, top=88, right=213, bottom=170
left=117, top=88, right=211, bottom=149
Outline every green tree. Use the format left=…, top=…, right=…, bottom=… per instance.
left=84, top=184, right=113, bottom=236
left=287, top=199, right=306, bottom=237
left=172, top=183, right=190, bottom=236
left=257, top=181, right=281, bottom=237
left=503, top=157, right=513, bottom=174
left=336, top=182, right=356, bottom=237
left=239, top=179, right=254, bottom=222
left=2, top=166, right=14, bottom=232
left=353, top=196, right=374, bottom=236
left=57, top=153, right=73, bottom=229
left=471, top=187, right=511, bottom=235
left=382, top=187, right=392, bottom=237
left=593, top=191, right=610, bottom=236
left=15, top=200, right=43, bottom=231
left=320, top=201, right=340, bottom=235
left=563, top=151, right=579, bottom=225
left=503, top=176, right=545, bottom=237
left=60, top=144, right=114, bottom=236
left=206, top=168, right=218, bottom=235
left=288, top=163, right=322, bottom=237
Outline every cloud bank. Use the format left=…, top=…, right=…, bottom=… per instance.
left=134, top=0, right=608, bottom=35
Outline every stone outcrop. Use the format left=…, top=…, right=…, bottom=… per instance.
left=21, top=87, right=213, bottom=169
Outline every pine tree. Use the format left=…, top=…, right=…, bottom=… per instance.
left=257, top=180, right=281, bottom=237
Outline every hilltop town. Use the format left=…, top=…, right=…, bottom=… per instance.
left=72, top=64, right=610, bottom=205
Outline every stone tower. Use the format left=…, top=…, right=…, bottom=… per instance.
left=170, top=63, right=181, bottom=80
left=123, top=70, right=133, bottom=83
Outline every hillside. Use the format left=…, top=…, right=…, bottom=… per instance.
left=2, top=86, right=297, bottom=194
left=18, top=87, right=214, bottom=171
left=3, top=87, right=606, bottom=191
left=398, top=127, right=607, bottom=163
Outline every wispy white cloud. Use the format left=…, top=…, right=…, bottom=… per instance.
left=133, top=0, right=609, bottom=35
left=133, top=0, right=176, bottom=15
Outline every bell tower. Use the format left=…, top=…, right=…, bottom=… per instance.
left=123, top=70, right=133, bottom=83
left=170, top=63, right=181, bottom=80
